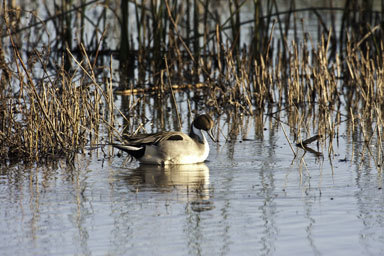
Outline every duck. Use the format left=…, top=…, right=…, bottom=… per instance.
left=113, top=114, right=215, bottom=165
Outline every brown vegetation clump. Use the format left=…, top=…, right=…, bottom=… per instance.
left=1, top=1, right=384, bottom=165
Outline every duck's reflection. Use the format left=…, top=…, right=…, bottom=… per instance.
left=118, top=163, right=213, bottom=210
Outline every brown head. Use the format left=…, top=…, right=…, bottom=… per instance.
left=193, top=114, right=216, bottom=141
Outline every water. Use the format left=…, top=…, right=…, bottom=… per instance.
left=1, top=120, right=384, bottom=256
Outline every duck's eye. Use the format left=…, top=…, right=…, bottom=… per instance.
left=167, top=135, right=183, bottom=141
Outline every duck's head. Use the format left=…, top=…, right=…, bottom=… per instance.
left=193, top=114, right=216, bottom=141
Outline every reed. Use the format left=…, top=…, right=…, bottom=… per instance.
left=1, top=0, right=384, bottom=167
left=1, top=7, right=115, bottom=163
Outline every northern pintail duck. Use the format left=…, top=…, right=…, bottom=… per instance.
left=114, top=114, right=215, bottom=165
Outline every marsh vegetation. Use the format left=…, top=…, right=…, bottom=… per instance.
left=0, top=0, right=383, bottom=168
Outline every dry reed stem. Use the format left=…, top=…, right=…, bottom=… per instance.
left=281, top=123, right=296, bottom=157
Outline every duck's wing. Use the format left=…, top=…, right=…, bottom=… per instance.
left=123, top=131, right=185, bottom=146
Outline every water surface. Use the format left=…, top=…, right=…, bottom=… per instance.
left=1, top=122, right=384, bottom=256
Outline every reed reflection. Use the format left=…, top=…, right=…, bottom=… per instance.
left=354, top=167, right=384, bottom=254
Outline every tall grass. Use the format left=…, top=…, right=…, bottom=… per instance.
left=1, top=0, right=384, bottom=165
left=1, top=3, right=115, bottom=163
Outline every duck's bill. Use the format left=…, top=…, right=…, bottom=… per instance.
left=208, top=129, right=217, bottom=142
